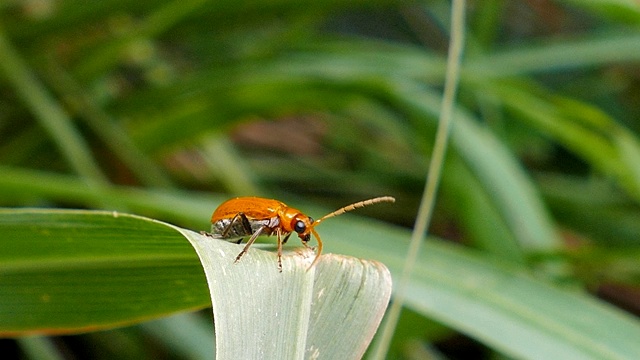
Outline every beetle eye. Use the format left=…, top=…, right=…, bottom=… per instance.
left=294, top=220, right=306, bottom=233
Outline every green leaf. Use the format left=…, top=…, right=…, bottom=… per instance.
left=173, top=228, right=393, bottom=359
left=0, top=209, right=209, bottom=335
left=3, top=206, right=640, bottom=359
left=0, top=208, right=392, bottom=359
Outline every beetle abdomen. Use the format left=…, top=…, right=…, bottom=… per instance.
left=210, top=216, right=280, bottom=241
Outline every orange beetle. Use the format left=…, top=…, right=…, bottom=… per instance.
left=206, top=196, right=395, bottom=271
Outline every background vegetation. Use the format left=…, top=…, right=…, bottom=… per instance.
left=1, top=0, right=640, bottom=358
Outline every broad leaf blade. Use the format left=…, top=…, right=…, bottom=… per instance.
left=182, top=230, right=315, bottom=359
left=307, top=255, right=392, bottom=359
left=177, top=229, right=392, bottom=360
left=0, top=209, right=393, bottom=360
left=0, top=209, right=209, bottom=335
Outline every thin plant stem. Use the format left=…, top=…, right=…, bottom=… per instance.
left=370, top=0, right=466, bottom=358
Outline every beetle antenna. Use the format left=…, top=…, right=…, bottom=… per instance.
left=307, top=228, right=323, bottom=271
left=314, top=196, right=395, bottom=225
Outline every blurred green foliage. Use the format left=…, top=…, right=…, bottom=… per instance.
left=1, top=0, right=640, bottom=358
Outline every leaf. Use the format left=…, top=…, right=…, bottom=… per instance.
left=3, top=207, right=640, bottom=359
left=175, top=228, right=392, bottom=360
left=0, top=208, right=393, bottom=360
left=0, top=209, right=209, bottom=335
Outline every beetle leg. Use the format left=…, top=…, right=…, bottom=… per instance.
left=239, top=213, right=253, bottom=234
left=234, top=225, right=267, bottom=264
left=222, top=212, right=253, bottom=239
left=235, top=213, right=253, bottom=244
left=276, top=228, right=284, bottom=272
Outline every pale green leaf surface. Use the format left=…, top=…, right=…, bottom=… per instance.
left=176, top=228, right=392, bottom=360
left=307, top=256, right=391, bottom=360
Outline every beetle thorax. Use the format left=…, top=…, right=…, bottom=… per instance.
left=279, top=207, right=311, bottom=234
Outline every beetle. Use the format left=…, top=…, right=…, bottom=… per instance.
left=205, top=196, right=395, bottom=271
